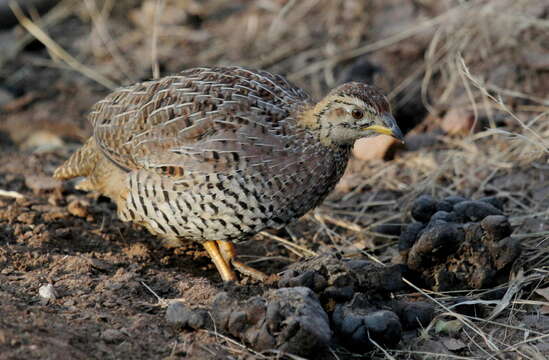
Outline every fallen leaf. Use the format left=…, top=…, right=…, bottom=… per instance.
left=413, top=339, right=453, bottom=359
left=435, top=319, right=463, bottom=335
left=442, top=337, right=467, bottom=351
left=441, top=108, right=475, bottom=135
left=535, top=287, right=549, bottom=302
left=535, top=287, right=549, bottom=314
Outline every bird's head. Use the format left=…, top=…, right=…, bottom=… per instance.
left=304, top=82, right=403, bottom=146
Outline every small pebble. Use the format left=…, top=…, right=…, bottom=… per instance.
left=101, top=329, right=125, bottom=344
left=166, top=301, right=189, bottom=326
left=39, top=284, right=58, bottom=300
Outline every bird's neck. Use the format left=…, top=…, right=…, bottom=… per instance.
left=296, top=101, right=346, bottom=149
left=296, top=104, right=320, bottom=130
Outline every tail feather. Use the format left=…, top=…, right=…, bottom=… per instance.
left=54, top=137, right=99, bottom=180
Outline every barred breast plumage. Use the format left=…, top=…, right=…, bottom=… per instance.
left=54, top=66, right=403, bottom=282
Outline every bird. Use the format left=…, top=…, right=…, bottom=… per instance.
left=54, top=66, right=403, bottom=282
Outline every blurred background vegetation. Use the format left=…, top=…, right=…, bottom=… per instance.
left=0, top=0, right=547, bottom=359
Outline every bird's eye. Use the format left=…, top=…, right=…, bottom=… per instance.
left=351, top=109, right=364, bottom=120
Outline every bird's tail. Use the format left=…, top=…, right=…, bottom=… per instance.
left=53, top=137, right=99, bottom=180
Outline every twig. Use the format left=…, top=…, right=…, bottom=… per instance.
left=0, top=1, right=72, bottom=69
left=10, top=1, right=117, bottom=90
left=259, top=231, right=317, bottom=257
left=368, top=336, right=396, bottom=360
left=151, top=0, right=165, bottom=80
left=84, top=0, right=135, bottom=82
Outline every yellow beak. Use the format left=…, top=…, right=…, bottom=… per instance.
left=362, top=114, right=404, bottom=141
left=363, top=125, right=394, bottom=136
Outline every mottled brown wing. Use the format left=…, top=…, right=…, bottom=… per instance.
left=91, top=66, right=313, bottom=177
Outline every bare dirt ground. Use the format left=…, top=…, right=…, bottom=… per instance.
left=0, top=1, right=548, bottom=359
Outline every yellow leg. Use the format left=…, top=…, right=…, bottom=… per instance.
left=203, top=241, right=237, bottom=282
left=216, top=241, right=269, bottom=282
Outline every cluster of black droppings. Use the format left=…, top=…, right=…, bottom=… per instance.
left=333, top=295, right=402, bottom=351
left=210, top=287, right=332, bottom=357
left=278, top=255, right=405, bottom=307
left=276, top=255, right=429, bottom=353
left=399, top=194, right=521, bottom=291
left=173, top=255, right=438, bottom=357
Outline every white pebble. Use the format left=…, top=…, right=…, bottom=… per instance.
left=39, top=284, right=58, bottom=300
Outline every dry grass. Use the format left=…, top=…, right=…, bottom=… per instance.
left=10, top=0, right=548, bottom=358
